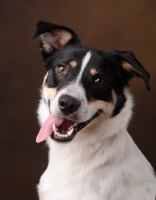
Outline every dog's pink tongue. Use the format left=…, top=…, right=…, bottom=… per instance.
left=36, top=114, right=64, bottom=143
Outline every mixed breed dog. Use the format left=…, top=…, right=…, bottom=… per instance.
left=32, top=21, right=156, bottom=199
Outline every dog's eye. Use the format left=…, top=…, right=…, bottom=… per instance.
left=94, top=77, right=105, bottom=86
left=57, top=65, right=67, bottom=75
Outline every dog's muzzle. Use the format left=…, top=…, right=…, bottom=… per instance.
left=36, top=94, right=102, bottom=143
left=58, top=95, right=80, bottom=116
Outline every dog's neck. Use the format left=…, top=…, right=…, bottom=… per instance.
left=46, top=88, right=133, bottom=167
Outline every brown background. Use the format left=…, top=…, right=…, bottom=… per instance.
left=0, top=0, right=156, bottom=199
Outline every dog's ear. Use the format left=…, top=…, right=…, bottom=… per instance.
left=117, top=51, right=150, bottom=91
left=32, top=21, right=80, bottom=55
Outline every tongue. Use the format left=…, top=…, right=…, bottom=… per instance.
left=36, top=114, right=64, bottom=143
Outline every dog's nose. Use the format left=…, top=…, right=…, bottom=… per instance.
left=58, top=95, right=80, bottom=115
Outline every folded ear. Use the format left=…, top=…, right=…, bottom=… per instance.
left=32, top=21, right=80, bottom=55
left=117, top=51, right=150, bottom=91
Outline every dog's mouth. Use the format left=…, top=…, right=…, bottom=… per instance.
left=52, top=110, right=102, bottom=142
left=36, top=110, right=102, bottom=143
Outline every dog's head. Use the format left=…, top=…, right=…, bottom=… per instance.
left=33, top=21, right=150, bottom=143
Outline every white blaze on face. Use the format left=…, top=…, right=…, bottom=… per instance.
left=76, top=51, right=92, bottom=83
left=43, top=51, right=99, bottom=122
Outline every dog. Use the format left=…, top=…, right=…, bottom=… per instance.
left=32, top=21, right=156, bottom=200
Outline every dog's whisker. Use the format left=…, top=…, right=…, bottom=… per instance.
left=28, top=100, right=39, bottom=106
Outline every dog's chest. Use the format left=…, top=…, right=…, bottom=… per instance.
left=37, top=145, right=113, bottom=200
left=38, top=163, right=112, bottom=200
left=37, top=139, right=156, bottom=200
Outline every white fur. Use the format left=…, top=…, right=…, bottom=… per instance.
left=49, top=82, right=99, bottom=122
left=37, top=64, right=156, bottom=200
left=76, top=51, right=91, bottom=83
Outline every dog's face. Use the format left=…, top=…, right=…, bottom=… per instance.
left=33, top=21, right=150, bottom=143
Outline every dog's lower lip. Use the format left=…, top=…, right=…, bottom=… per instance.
left=51, top=109, right=102, bottom=143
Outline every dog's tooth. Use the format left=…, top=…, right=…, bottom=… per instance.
left=67, top=128, right=74, bottom=136
left=53, top=123, right=58, bottom=132
left=58, top=133, right=62, bottom=137
left=55, top=132, right=59, bottom=136
left=74, top=123, right=78, bottom=127
left=68, top=125, right=73, bottom=130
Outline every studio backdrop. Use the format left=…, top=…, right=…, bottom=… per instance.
left=0, top=0, right=156, bottom=199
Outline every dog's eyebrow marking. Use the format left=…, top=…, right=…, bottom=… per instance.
left=76, top=51, right=91, bottom=83
left=43, top=86, right=57, bottom=101
left=69, top=60, right=77, bottom=68
left=90, top=68, right=98, bottom=75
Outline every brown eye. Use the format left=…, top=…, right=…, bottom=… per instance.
left=94, top=77, right=105, bottom=86
left=57, top=65, right=67, bottom=75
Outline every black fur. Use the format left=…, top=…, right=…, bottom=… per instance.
left=33, top=21, right=150, bottom=116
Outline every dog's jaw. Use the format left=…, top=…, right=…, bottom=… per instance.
left=51, top=109, right=102, bottom=143
left=37, top=87, right=133, bottom=147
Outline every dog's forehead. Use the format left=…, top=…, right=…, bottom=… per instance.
left=81, top=51, right=106, bottom=71
left=51, top=46, right=105, bottom=70
left=76, top=50, right=112, bottom=82
left=51, top=46, right=88, bottom=64
left=45, top=47, right=114, bottom=93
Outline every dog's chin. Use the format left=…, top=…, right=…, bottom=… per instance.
left=51, top=109, right=102, bottom=143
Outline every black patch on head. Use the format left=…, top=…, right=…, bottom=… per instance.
left=81, top=51, right=113, bottom=103
left=80, top=50, right=128, bottom=116
left=45, top=45, right=89, bottom=90
left=45, top=69, right=56, bottom=88
left=33, top=21, right=150, bottom=117
left=117, top=51, right=150, bottom=91
left=112, top=94, right=126, bottom=116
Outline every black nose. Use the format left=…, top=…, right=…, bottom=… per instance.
left=58, top=95, right=80, bottom=115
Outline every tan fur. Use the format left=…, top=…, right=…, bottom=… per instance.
left=40, top=30, right=73, bottom=53
left=121, top=61, right=143, bottom=77
left=42, top=72, right=57, bottom=101
left=90, top=68, right=98, bottom=76
left=121, top=61, right=134, bottom=71
left=54, top=29, right=73, bottom=46
left=69, top=61, right=77, bottom=68
left=43, top=72, right=49, bottom=85
left=89, top=90, right=117, bottom=118
left=43, top=86, right=57, bottom=101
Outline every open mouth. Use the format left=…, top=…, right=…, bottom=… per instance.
left=52, top=109, right=102, bottom=142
